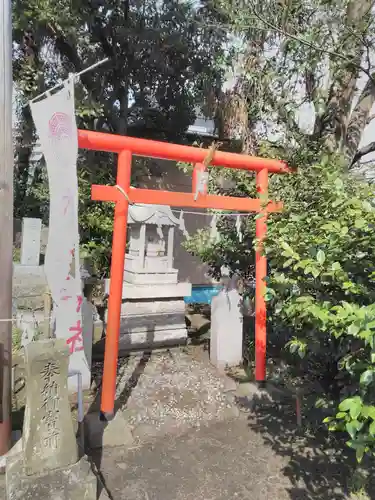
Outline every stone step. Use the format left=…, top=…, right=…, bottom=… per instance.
left=118, top=313, right=186, bottom=334
left=120, top=299, right=186, bottom=316
left=119, top=328, right=188, bottom=350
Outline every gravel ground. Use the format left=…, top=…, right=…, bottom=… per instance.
left=90, top=348, right=239, bottom=444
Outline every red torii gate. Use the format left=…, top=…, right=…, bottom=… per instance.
left=78, top=129, right=291, bottom=420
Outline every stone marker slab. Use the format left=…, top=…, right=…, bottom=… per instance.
left=22, top=339, right=78, bottom=476
left=20, top=218, right=42, bottom=266
left=210, top=288, right=243, bottom=370
left=6, top=454, right=96, bottom=500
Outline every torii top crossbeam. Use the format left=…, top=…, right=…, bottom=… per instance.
left=78, top=129, right=291, bottom=420
left=79, top=130, right=289, bottom=173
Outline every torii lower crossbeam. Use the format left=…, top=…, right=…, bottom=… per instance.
left=78, top=129, right=291, bottom=420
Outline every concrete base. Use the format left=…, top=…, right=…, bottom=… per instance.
left=103, top=283, right=192, bottom=350
left=6, top=454, right=97, bottom=499
left=124, top=268, right=179, bottom=285
left=84, top=412, right=134, bottom=450
left=120, top=299, right=185, bottom=316
left=119, top=312, right=186, bottom=333
left=104, top=280, right=192, bottom=299
left=119, top=328, right=188, bottom=350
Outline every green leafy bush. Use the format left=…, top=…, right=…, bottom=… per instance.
left=265, top=157, right=375, bottom=461
left=186, top=152, right=375, bottom=461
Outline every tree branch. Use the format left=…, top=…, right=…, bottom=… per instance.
left=196, top=1, right=375, bottom=85
left=349, top=141, right=375, bottom=167
left=45, top=22, right=119, bottom=132
left=246, top=0, right=375, bottom=85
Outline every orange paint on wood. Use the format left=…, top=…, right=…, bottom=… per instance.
left=255, top=168, right=269, bottom=381
left=78, top=129, right=290, bottom=174
left=100, top=150, right=132, bottom=417
left=91, top=185, right=283, bottom=213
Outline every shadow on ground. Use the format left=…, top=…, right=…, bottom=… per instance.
left=244, top=392, right=375, bottom=500
left=88, top=351, right=151, bottom=499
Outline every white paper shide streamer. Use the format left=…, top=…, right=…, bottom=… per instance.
left=210, top=213, right=221, bottom=243
left=30, top=79, right=90, bottom=391
left=179, top=210, right=190, bottom=239
left=236, top=215, right=243, bottom=242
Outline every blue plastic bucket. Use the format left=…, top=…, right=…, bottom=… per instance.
left=184, top=285, right=222, bottom=304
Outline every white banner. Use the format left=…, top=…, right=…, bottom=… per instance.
left=30, top=80, right=90, bottom=391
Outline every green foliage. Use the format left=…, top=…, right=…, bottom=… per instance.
left=12, top=327, right=23, bottom=354
left=12, top=0, right=226, bottom=274
left=13, top=248, right=21, bottom=263
left=266, top=158, right=375, bottom=461
left=187, top=150, right=375, bottom=460
left=182, top=0, right=375, bottom=468
left=12, top=0, right=226, bottom=139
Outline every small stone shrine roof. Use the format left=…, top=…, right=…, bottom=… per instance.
left=128, top=203, right=180, bottom=226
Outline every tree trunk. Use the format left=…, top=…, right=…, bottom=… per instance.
left=320, top=0, right=374, bottom=154
left=344, top=75, right=375, bottom=165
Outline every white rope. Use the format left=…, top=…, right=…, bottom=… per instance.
left=115, top=184, right=133, bottom=204
left=170, top=207, right=250, bottom=217
left=179, top=210, right=190, bottom=239
left=236, top=215, right=243, bottom=242
left=0, top=314, right=53, bottom=323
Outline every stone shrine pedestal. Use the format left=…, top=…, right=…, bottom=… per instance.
left=105, top=204, right=192, bottom=350
left=104, top=281, right=191, bottom=350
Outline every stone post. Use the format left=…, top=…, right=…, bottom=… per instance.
left=210, top=274, right=243, bottom=370
left=6, top=339, right=98, bottom=500
left=22, top=339, right=78, bottom=475
left=167, top=226, right=174, bottom=269
left=20, top=218, right=42, bottom=266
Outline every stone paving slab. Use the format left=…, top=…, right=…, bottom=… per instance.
left=93, top=414, right=361, bottom=500
left=93, top=419, right=293, bottom=500
left=89, top=347, right=361, bottom=500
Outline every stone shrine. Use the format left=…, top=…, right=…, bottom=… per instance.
left=105, top=204, right=191, bottom=349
